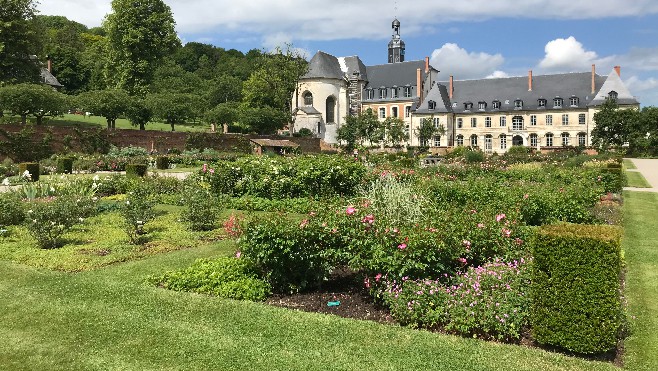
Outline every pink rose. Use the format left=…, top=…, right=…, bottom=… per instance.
left=346, top=206, right=356, bottom=215
left=496, top=213, right=506, bottom=222
left=398, top=243, right=407, bottom=250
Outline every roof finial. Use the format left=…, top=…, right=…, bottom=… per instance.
left=394, top=0, right=398, bottom=18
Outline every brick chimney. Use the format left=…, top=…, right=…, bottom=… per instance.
left=46, top=55, right=52, bottom=73
left=417, top=68, right=422, bottom=99
left=528, top=70, right=533, bottom=91
left=425, top=57, right=430, bottom=73
left=591, top=64, right=596, bottom=94
left=614, top=65, right=621, bottom=77
left=449, top=75, right=454, bottom=99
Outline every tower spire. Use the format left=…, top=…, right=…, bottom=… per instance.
left=388, top=17, right=405, bottom=63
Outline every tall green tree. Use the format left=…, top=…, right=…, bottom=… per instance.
left=0, top=83, right=68, bottom=124
left=204, top=102, right=238, bottom=131
left=416, top=117, right=441, bottom=147
left=336, top=109, right=383, bottom=150
left=0, top=0, right=41, bottom=85
left=104, top=0, right=180, bottom=96
left=145, top=93, right=201, bottom=131
left=592, top=99, right=640, bottom=149
left=383, top=116, right=409, bottom=147
left=239, top=106, right=288, bottom=135
left=77, top=89, right=131, bottom=129
left=126, top=98, right=152, bottom=130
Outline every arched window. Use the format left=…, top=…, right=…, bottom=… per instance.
left=529, top=133, right=538, bottom=148
left=512, top=116, right=524, bottom=131
left=484, top=134, right=493, bottom=151
left=578, top=132, right=587, bottom=146
left=428, top=100, right=436, bottom=110
left=608, top=91, right=618, bottom=100
left=326, top=96, right=335, bottom=123
left=499, top=134, right=507, bottom=150
left=561, top=132, right=570, bottom=146
left=456, top=134, right=464, bottom=146
left=303, top=91, right=313, bottom=106
left=470, top=134, right=478, bottom=147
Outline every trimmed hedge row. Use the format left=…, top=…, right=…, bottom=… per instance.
left=530, top=223, right=623, bottom=354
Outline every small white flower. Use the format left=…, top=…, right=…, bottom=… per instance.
left=50, top=187, right=55, bottom=193
left=1, top=178, right=9, bottom=186
left=126, top=200, right=130, bottom=205
left=22, top=170, right=31, bottom=179
left=78, top=217, right=84, bottom=222
left=51, top=221, right=56, bottom=226
left=27, top=209, right=33, bottom=214
left=32, top=219, right=37, bottom=223
left=93, top=175, right=100, bottom=181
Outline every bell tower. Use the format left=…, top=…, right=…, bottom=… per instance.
left=388, top=18, right=405, bottom=63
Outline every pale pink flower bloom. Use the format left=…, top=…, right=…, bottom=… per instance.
left=209, top=168, right=215, bottom=174
left=375, top=273, right=382, bottom=282
left=235, top=251, right=241, bottom=258
left=477, top=223, right=485, bottom=228
left=458, top=257, right=467, bottom=264
left=496, top=213, right=506, bottom=222
left=346, top=206, right=356, bottom=215
left=502, top=228, right=511, bottom=238
left=299, top=219, right=309, bottom=228
left=202, top=163, right=207, bottom=173
left=462, top=240, right=471, bottom=249
left=523, top=194, right=529, bottom=199
left=398, top=243, right=407, bottom=250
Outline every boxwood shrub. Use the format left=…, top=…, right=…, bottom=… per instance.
left=125, top=163, right=148, bottom=178
left=56, top=157, right=74, bottom=174
left=530, top=223, right=623, bottom=354
left=155, top=156, right=169, bottom=170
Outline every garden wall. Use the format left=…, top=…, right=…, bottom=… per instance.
left=0, top=124, right=321, bottom=161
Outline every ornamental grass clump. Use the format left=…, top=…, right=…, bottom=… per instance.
left=359, top=173, right=428, bottom=227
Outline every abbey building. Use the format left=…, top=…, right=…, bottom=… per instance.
left=291, top=19, right=639, bottom=152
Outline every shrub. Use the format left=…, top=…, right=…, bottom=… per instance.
left=530, top=224, right=623, bottom=354
left=56, top=157, right=74, bottom=174
left=18, top=162, right=40, bottom=182
left=359, top=174, right=428, bottom=226
left=240, top=216, right=334, bottom=293
left=125, top=163, right=148, bottom=178
left=0, top=193, right=25, bottom=226
left=599, top=164, right=625, bottom=193
left=180, top=186, right=220, bottom=231
left=121, top=187, right=155, bottom=244
left=149, top=256, right=271, bottom=301
left=155, top=156, right=169, bottom=170
left=24, top=195, right=97, bottom=249
left=464, top=149, right=485, bottom=163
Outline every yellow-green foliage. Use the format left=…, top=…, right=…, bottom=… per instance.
left=530, top=223, right=623, bottom=354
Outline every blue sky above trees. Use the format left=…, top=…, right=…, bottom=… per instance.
left=39, top=0, right=658, bottom=106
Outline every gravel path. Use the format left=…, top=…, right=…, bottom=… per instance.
left=624, top=158, right=658, bottom=193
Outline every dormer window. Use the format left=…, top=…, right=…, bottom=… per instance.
left=570, top=96, right=579, bottom=106
left=464, top=102, right=473, bottom=111
left=608, top=91, right=618, bottom=100
left=303, top=92, right=313, bottom=106
left=392, top=86, right=399, bottom=98
left=428, top=100, right=436, bottom=110
left=404, top=85, right=412, bottom=98
left=492, top=100, right=501, bottom=110
left=478, top=101, right=487, bottom=110
left=538, top=98, right=547, bottom=108
left=514, top=99, right=523, bottom=109
left=553, top=97, right=563, bottom=108
left=366, top=89, right=374, bottom=100
left=379, top=88, right=387, bottom=99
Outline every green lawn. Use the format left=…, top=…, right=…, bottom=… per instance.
left=17, top=113, right=210, bottom=132
left=626, top=171, right=652, bottom=188
left=621, top=191, right=658, bottom=370
left=623, top=159, right=637, bottom=170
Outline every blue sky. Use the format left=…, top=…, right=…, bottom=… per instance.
left=39, top=0, right=658, bottom=106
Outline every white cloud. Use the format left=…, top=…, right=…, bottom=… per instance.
left=487, top=71, right=509, bottom=79
left=624, top=76, right=658, bottom=93
left=430, top=43, right=504, bottom=80
left=537, top=37, right=598, bottom=72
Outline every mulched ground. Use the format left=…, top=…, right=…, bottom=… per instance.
left=265, top=268, right=394, bottom=324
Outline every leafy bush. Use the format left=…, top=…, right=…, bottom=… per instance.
left=108, top=145, right=149, bottom=157
left=149, top=256, right=271, bottom=301
left=464, top=149, right=485, bottom=163
left=224, top=195, right=326, bottom=213
left=530, top=224, right=623, bottom=354
left=126, top=163, right=148, bottom=178
left=121, top=187, right=155, bottom=244
left=24, top=195, right=97, bottom=249
left=155, top=156, right=169, bottom=170
left=56, top=157, right=74, bottom=174
left=240, top=216, right=335, bottom=293
left=180, top=186, right=220, bottom=231
left=0, top=193, right=25, bottom=226
left=18, top=162, right=40, bottom=181
left=380, top=258, right=531, bottom=340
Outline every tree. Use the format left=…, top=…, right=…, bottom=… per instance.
left=592, top=99, right=640, bottom=149
left=239, top=106, right=289, bottom=135
left=126, top=98, right=152, bottom=130
left=77, top=89, right=131, bottom=129
left=336, top=109, right=383, bottom=150
left=145, top=93, right=201, bottom=131
left=204, top=102, right=238, bottom=131
left=104, top=0, right=180, bottom=95
left=383, top=116, right=409, bottom=147
left=0, top=83, right=68, bottom=124
left=0, top=0, right=41, bottom=84
left=416, top=117, right=440, bottom=147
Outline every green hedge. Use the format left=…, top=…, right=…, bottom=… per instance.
left=125, top=163, right=148, bottom=178
left=530, top=224, right=623, bottom=354
left=56, top=157, right=74, bottom=174
left=18, top=162, right=39, bottom=181
left=155, top=156, right=169, bottom=170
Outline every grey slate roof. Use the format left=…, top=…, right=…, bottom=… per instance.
left=41, top=67, right=63, bottom=88
left=416, top=82, right=452, bottom=114
left=340, top=56, right=368, bottom=81
left=297, top=106, right=321, bottom=115
left=444, top=72, right=607, bottom=114
left=589, top=68, right=639, bottom=106
left=304, top=51, right=344, bottom=80
left=365, top=60, right=427, bottom=89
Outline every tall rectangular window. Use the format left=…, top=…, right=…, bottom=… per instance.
left=379, top=107, right=386, bottom=118
left=500, top=116, right=506, bottom=127
left=579, top=113, right=586, bottom=125
left=392, top=106, right=399, bottom=118
left=392, top=88, right=398, bottom=98
left=404, top=86, right=412, bottom=98
left=457, top=118, right=463, bottom=129
left=471, top=117, right=477, bottom=128
left=530, top=115, right=537, bottom=126
left=404, top=106, right=411, bottom=118
left=546, top=114, right=553, bottom=125
left=433, top=117, right=440, bottom=128
left=500, top=135, right=507, bottom=150
left=562, top=114, right=569, bottom=125
left=485, top=117, right=492, bottom=127
left=433, top=136, right=441, bottom=147
left=379, top=89, right=387, bottom=99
